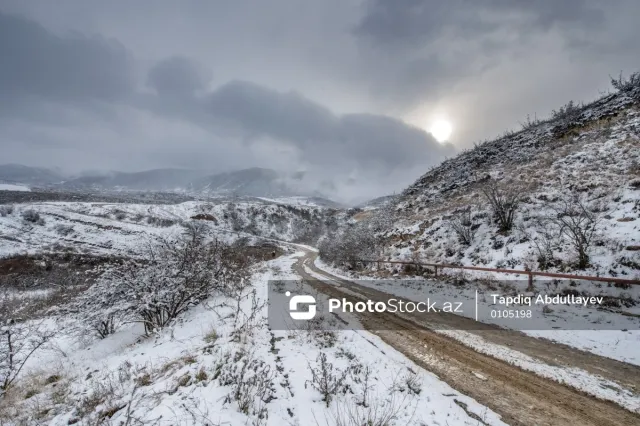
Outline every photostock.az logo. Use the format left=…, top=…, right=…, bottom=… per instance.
left=285, top=291, right=316, bottom=320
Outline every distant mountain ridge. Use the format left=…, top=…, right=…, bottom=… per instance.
left=0, top=164, right=334, bottom=201
left=0, top=163, right=64, bottom=185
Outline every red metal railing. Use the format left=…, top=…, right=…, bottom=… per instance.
left=355, top=259, right=640, bottom=286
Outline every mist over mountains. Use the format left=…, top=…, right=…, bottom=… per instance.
left=0, top=164, right=346, bottom=203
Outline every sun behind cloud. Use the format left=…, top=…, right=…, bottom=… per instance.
left=429, top=119, right=453, bottom=143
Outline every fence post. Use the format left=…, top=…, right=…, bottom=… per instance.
left=434, top=266, right=438, bottom=278
left=527, top=271, right=534, bottom=291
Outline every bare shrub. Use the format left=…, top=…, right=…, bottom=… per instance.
left=551, top=100, right=582, bottom=122
left=219, top=350, right=275, bottom=420
left=448, top=207, right=476, bottom=245
left=92, top=313, right=117, bottom=339
left=546, top=196, right=601, bottom=269
left=1, top=320, right=55, bottom=396
left=481, top=180, right=519, bottom=233
left=306, top=353, right=348, bottom=407
left=520, top=113, right=541, bottom=130
left=54, top=224, right=74, bottom=236
left=114, top=211, right=127, bottom=220
left=21, top=209, right=45, bottom=225
left=525, top=218, right=558, bottom=270
left=610, top=71, right=640, bottom=94
left=0, top=205, right=13, bottom=217
left=105, top=231, right=250, bottom=334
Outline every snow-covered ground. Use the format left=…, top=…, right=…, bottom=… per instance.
left=305, top=262, right=640, bottom=413
left=0, top=184, right=30, bottom=192
left=0, top=200, right=338, bottom=258
left=313, top=258, right=640, bottom=366
left=2, top=252, right=507, bottom=426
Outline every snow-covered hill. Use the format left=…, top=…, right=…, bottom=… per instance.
left=326, top=83, right=640, bottom=280
left=0, top=199, right=344, bottom=259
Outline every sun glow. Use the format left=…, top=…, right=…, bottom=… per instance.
left=429, top=119, right=453, bottom=143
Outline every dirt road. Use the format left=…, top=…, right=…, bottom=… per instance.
left=292, top=249, right=640, bottom=426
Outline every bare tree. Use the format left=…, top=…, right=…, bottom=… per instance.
left=1, top=319, right=55, bottom=396
left=448, top=207, right=476, bottom=245
left=481, top=180, right=519, bottom=233
left=546, top=196, right=600, bottom=269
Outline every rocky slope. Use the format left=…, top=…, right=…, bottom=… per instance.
left=350, top=81, right=640, bottom=279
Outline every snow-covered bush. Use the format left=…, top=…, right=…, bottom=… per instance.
left=448, top=207, right=476, bottom=245
left=21, top=209, right=44, bottom=225
left=544, top=196, right=602, bottom=269
left=1, top=320, right=55, bottom=396
left=54, top=224, right=74, bottom=236
left=219, top=350, right=275, bottom=420
left=481, top=180, right=519, bottom=233
left=105, top=233, right=250, bottom=334
left=305, top=352, right=348, bottom=407
left=0, top=205, right=13, bottom=217
left=610, top=71, right=640, bottom=94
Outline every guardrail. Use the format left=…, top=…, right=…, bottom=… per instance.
left=355, top=259, right=640, bottom=287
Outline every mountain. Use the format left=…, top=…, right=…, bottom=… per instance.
left=55, top=166, right=331, bottom=200
left=60, top=168, right=206, bottom=192
left=325, top=81, right=640, bottom=278
left=191, top=168, right=290, bottom=197
left=0, top=164, right=64, bottom=186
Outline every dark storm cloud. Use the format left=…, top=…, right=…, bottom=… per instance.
left=354, top=0, right=603, bottom=46
left=350, top=0, right=610, bottom=109
left=1, top=0, right=639, bottom=202
left=0, top=11, right=134, bottom=102
left=147, top=56, right=211, bottom=97
left=156, top=78, right=452, bottom=171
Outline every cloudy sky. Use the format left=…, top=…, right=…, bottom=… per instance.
left=1, top=0, right=639, bottom=202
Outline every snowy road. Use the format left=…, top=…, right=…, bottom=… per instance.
left=294, top=248, right=640, bottom=425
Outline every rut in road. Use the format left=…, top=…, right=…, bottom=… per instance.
left=292, top=249, right=640, bottom=426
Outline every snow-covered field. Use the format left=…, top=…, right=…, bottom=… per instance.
left=0, top=184, right=30, bottom=192
left=1, top=251, right=507, bottom=426
left=0, top=199, right=338, bottom=259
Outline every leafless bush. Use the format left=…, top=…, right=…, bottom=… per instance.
left=54, top=224, right=74, bottom=236
left=1, top=320, right=55, bottom=396
left=546, top=196, right=601, bottom=269
left=219, top=350, right=275, bottom=421
left=481, top=180, right=519, bottom=233
left=21, top=209, right=45, bottom=225
left=448, top=207, right=476, bottom=245
left=520, top=113, right=541, bottom=130
left=0, top=205, right=13, bottom=217
left=230, top=288, right=266, bottom=341
left=306, top=353, right=348, bottom=407
left=105, top=231, right=250, bottom=334
left=92, top=313, right=117, bottom=339
left=145, top=216, right=175, bottom=227
left=551, top=100, right=582, bottom=122
left=316, top=381, right=415, bottom=426
left=610, top=71, right=640, bottom=94
left=525, top=218, right=558, bottom=270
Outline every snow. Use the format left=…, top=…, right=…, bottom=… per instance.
left=312, top=260, right=640, bottom=365
left=307, top=261, right=640, bottom=413
left=0, top=200, right=339, bottom=259
left=0, top=184, right=30, bottom=192
left=6, top=252, right=507, bottom=426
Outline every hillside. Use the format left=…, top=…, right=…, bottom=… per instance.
left=322, top=79, right=640, bottom=280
